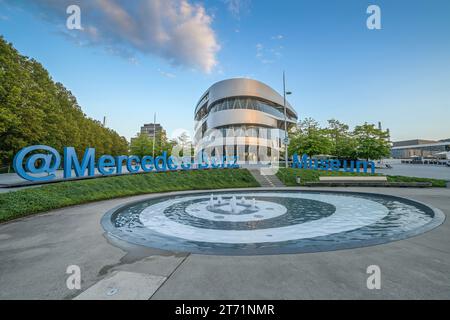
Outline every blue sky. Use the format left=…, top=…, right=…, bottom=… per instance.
left=0, top=0, right=449, bottom=142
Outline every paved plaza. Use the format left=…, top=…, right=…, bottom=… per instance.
left=377, top=164, right=450, bottom=180
left=0, top=187, right=449, bottom=300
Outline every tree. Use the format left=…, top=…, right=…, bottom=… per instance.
left=130, top=130, right=174, bottom=158
left=154, top=130, right=172, bottom=155
left=326, top=119, right=357, bottom=158
left=288, top=118, right=333, bottom=157
left=171, top=132, right=194, bottom=157
left=0, top=36, right=129, bottom=166
left=130, top=133, right=153, bottom=158
left=175, top=132, right=191, bottom=148
left=353, top=123, right=391, bottom=160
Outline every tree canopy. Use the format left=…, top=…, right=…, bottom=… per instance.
left=288, top=118, right=333, bottom=157
left=326, top=119, right=358, bottom=158
left=288, top=118, right=391, bottom=160
left=130, top=130, right=175, bottom=158
left=0, top=36, right=128, bottom=166
left=353, top=123, right=391, bottom=160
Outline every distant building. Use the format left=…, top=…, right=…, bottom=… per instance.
left=391, top=139, right=450, bottom=159
left=131, top=123, right=166, bottom=144
left=139, top=123, right=165, bottom=138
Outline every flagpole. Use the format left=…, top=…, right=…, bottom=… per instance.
left=152, top=113, right=156, bottom=158
left=283, top=71, right=288, bottom=168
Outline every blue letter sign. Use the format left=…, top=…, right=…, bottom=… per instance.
left=12, top=145, right=241, bottom=182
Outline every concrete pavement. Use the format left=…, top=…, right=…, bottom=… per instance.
left=0, top=187, right=449, bottom=299
left=377, top=163, right=450, bottom=180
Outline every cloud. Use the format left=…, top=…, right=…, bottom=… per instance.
left=5, top=0, right=220, bottom=73
left=255, top=42, right=283, bottom=64
left=271, top=34, right=283, bottom=40
left=223, top=0, right=250, bottom=19
left=158, top=69, right=176, bottom=78
left=256, top=43, right=263, bottom=55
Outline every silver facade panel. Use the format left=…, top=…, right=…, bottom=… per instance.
left=195, top=78, right=296, bottom=116
left=207, top=109, right=278, bottom=129
left=194, top=78, right=298, bottom=163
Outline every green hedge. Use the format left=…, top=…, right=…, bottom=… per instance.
left=276, top=168, right=447, bottom=188
left=0, top=169, right=259, bottom=223
left=386, top=175, right=447, bottom=188
left=276, top=168, right=376, bottom=186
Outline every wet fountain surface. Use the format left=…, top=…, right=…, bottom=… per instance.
left=101, top=190, right=445, bottom=255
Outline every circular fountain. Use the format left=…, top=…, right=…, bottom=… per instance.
left=101, top=190, right=445, bottom=255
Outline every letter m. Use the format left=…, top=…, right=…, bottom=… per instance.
left=64, top=147, right=95, bottom=178
left=292, top=153, right=309, bottom=169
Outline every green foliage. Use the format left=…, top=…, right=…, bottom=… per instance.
left=276, top=168, right=321, bottom=185
left=276, top=168, right=375, bottom=185
left=353, top=123, right=391, bottom=160
left=130, top=133, right=153, bottom=158
left=171, top=132, right=194, bottom=157
left=386, top=175, right=446, bottom=188
left=0, top=169, right=259, bottom=223
left=130, top=130, right=175, bottom=157
left=288, top=118, right=391, bottom=160
left=0, top=36, right=128, bottom=166
left=154, top=130, right=175, bottom=155
left=276, top=168, right=446, bottom=188
left=326, top=119, right=357, bottom=158
left=288, top=118, right=333, bottom=157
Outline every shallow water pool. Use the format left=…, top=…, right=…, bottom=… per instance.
left=101, top=190, right=444, bottom=255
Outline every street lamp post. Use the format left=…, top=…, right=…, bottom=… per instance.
left=283, top=71, right=292, bottom=168
left=152, top=112, right=156, bottom=158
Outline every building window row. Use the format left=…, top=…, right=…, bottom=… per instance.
left=208, top=97, right=297, bottom=121
left=213, top=124, right=286, bottom=140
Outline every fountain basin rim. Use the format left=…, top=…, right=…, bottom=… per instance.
left=100, top=187, right=446, bottom=255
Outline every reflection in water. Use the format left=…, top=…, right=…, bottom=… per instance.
left=105, top=191, right=440, bottom=255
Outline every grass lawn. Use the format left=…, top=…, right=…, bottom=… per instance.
left=276, top=168, right=447, bottom=188
left=0, top=169, right=259, bottom=223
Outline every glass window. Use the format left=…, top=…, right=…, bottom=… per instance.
left=208, top=97, right=295, bottom=121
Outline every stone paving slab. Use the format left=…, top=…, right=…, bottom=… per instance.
left=74, top=271, right=166, bottom=300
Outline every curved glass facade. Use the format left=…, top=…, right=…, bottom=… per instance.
left=208, top=97, right=297, bottom=121
left=217, top=124, right=272, bottom=138
left=194, top=78, right=298, bottom=164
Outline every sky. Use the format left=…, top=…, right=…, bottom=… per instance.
left=0, top=0, right=449, bottom=142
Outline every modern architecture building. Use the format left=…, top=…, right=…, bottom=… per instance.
left=138, top=123, right=166, bottom=138
left=391, top=139, right=450, bottom=159
left=131, top=123, right=166, bottom=143
left=194, top=78, right=298, bottom=164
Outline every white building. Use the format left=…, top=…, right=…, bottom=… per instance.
left=194, top=78, right=298, bottom=164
